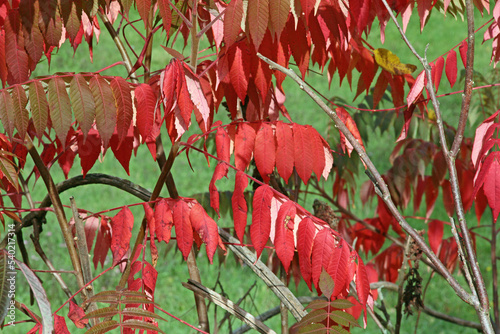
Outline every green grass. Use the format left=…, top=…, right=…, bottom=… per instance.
left=7, top=5, right=500, bottom=334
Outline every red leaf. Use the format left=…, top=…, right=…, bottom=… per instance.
left=293, top=123, right=314, bottom=184
left=172, top=199, right=193, bottom=260
left=274, top=201, right=296, bottom=272
left=275, top=122, right=294, bottom=183
left=136, top=0, right=151, bottom=29
left=209, top=163, right=229, bottom=217
left=48, top=77, right=72, bottom=144
left=250, top=184, right=274, bottom=258
left=190, top=202, right=224, bottom=263
left=0, top=90, right=15, bottom=138
left=407, top=70, right=425, bottom=106
left=184, top=66, right=210, bottom=127
left=441, top=180, right=455, bottom=217
left=459, top=40, right=468, bottom=68
left=445, top=50, right=457, bottom=88
left=216, top=126, right=231, bottom=163
left=224, top=0, right=244, bottom=47
left=84, top=215, right=99, bottom=253
left=89, top=75, right=117, bottom=148
left=309, top=127, right=326, bottom=180
left=327, top=239, right=349, bottom=297
left=235, top=122, right=256, bottom=170
left=417, top=0, right=433, bottom=31
left=356, top=256, right=371, bottom=313
left=54, top=315, right=70, bottom=334
left=431, top=57, right=445, bottom=93
left=229, top=41, right=251, bottom=102
left=111, top=77, right=133, bottom=148
left=70, top=74, right=95, bottom=143
left=0, top=30, right=8, bottom=86
left=29, top=81, right=49, bottom=140
left=12, top=84, right=29, bottom=141
left=110, top=206, right=134, bottom=265
left=158, top=0, right=172, bottom=34
left=77, top=128, right=101, bottom=177
left=93, top=217, right=111, bottom=269
left=482, top=152, right=500, bottom=223
left=110, top=128, right=133, bottom=175
left=311, top=228, right=336, bottom=289
left=144, top=202, right=157, bottom=265
left=335, top=107, right=365, bottom=156
left=68, top=300, right=88, bottom=329
left=297, top=217, right=316, bottom=290
left=254, top=122, right=276, bottom=183
left=232, top=171, right=248, bottom=243
left=428, top=220, right=444, bottom=254
left=134, top=83, right=157, bottom=143
left=373, top=71, right=389, bottom=108
left=288, top=19, right=310, bottom=79
left=425, top=176, right=438, bottom=219
left=269, top=0, right=290, bottom=39
left=5, top=10, right=29, bottom=84
left=154, top=198, right=173, bottom=243
left=248, top=0, right=269, bottom=49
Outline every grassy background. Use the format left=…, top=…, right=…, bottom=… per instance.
left=8, top=4, right=499, bottom=333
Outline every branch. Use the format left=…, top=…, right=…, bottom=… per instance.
left=378, top=1, right=492, bottom=331
left=422, top=306, right=482, bottom=330
left=218, top=228, right=307, bottom=321
left=182, top=279, right=276, bottom=334
left=256, top=53, right=473, bottom=307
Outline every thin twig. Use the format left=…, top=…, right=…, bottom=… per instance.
left=395, top=237, right=412, bottom=334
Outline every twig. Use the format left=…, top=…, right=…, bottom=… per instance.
left=218, top=228, right=307, bottom=321
left=218, top=281, right=257, bottom=329
left=256, top=53, right=473, bottom=307
left=183, top=279, right=276, bottom=334
left=491, top=220, right=499, bottom=331
left=394, top=237, right=413, bottom=334
left=279, top=266, right=289, bottom=334
left=422, top=305, right=482, bottom=330
left=378, top=1, right=492, bottom=331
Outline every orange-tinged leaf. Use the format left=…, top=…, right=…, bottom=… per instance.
left=0, top=90, right=16, bottom=139
left=274, top=201, right=296, bottom=272
left=293, top=123, right=314, bottom=184
left=190, top=202, right=223, bottom=263
left=254, top=122, right=276, bottom=183
left=49, top=77, right=72, bottom=145
left=134, top=83, right=157, bottom=143
left=373, top=48, right=417, bottom=76
left=248, top=0, right=269, bottom=50
left=250, top=184, right=274, bottom=258
left=154, top=198, right=173, bottom=243
left=12, top=84, right=30, bottom=141
left=111, top=77, right=133, bottom=147
left=232, top=171, right=248, bottom=243
left=90, top=75, right=116, bottom=149
left=269, top=0, right=290, bottom=39
left=29, top=81, right=49, bottom=139
left=234, top=122, right=256, bottom=170
left=224, top=0, right=244, bottom=47
left=275, top=122, right=294, bottom=183
left=110, top=206, right=134, bottom=265
left=172, top=199, right=193, bottom=260
left=70, top=74, right=95, bottom=142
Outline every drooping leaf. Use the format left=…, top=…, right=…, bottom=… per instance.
left=11, top=85, right=30, bottom=141
left=190, top=202, right=224, bottom=263
left=0, top=90, right=15, bottom=138
left=110, top=206, right=134, bottom=265
left=229, top=41, right=251, bottom=102
left=254, top=122, right=276, bottom=183
left=445, top=50, right=457, bottom=88
left=136, top=0, right=152, bottom=29
left=355, top=256, right=370, bottom=321
left=154, top=198, right=173, bottom=244
left=158, top=0, right=172, bottom=34
left=172, top=199, right=193, bottom=260
left=232, top=171, right=249, bottom=243
left=335, top=107, right=365, bottom=157
left=327, top=239, right=349, bottom=297
left=293, top=123, right=314, bottom=184
left=70, top=74, right=95, bottom=142
left=224, top=0, right=244, bottom=47
left=109, top=128, right=134, bottom=175
left=428, top=219, right=444, bottom=254
left=250, top=184, right=274, bottom=259
left=407, top=70, right=425, bottom=106
left=110, top=77, right=133, bottom=147
left=275, top=121, right=294, bottom=183
left=234, top=122, right=256, bottom=171
left=93, top=217, right=112, bottom=269
left=215, top=126, right=231, bottom=163
left=431, top=57, right=445, bottom=92
left=184, top=68, right=210, bottom=127
left=54, top=314, right=70, bottom=334
left=297, top=217, right=316, bottom=290
left=247, top=0, right=269, bottom=49
left=373, top=48, right=417, bottom=75
left=481, top=152, right=500, bottom=223
left=29, top=81, right=49, bottom=139
left=311, top=228, right=336, bottom=288
left=77, top=128, right=101, bottom=177
left=274, top=201, right=296, bottom=272
left=209, top=163, right=229, bottom=217
left=89, top=75, right=117, bottom=148
left=269, top=0, right=290, bottom=39
left=68, top=300, right=88, bottom=328
left=5, top=11, right=30, bottom=84
left=134, top=83, right=157, bottom=143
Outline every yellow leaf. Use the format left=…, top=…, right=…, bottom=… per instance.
left=373, top=48, right=417, bottom=75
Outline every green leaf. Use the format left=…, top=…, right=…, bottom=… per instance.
left=82, top=306, right=119, bottom=319
left=29, top=81, right=49, bottom=139
left=298, top=322, right=326, bottom=334
left=0, top=90, right=15, bottom=138
left=330, top=299, right=354, bottom=310
left=12, top=85, right=29, bottom=140
left=297, top=309, right=328, bottom=326
left=89, top=75, right=116, bottom=148
left=330, top=310, right=361, bottom=328
left=48, top=77, right=72, bottom=144
left=329, top=325, right=351, bottom=334
left=318, top=269, right=334, bottom=299
left=305, top=299, right=330, bottom=310
left=70, top=74, right=95, bottom=142
left=85, top=320, right=119, bottom=334
left=122, top=319, right=166, bottom=334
